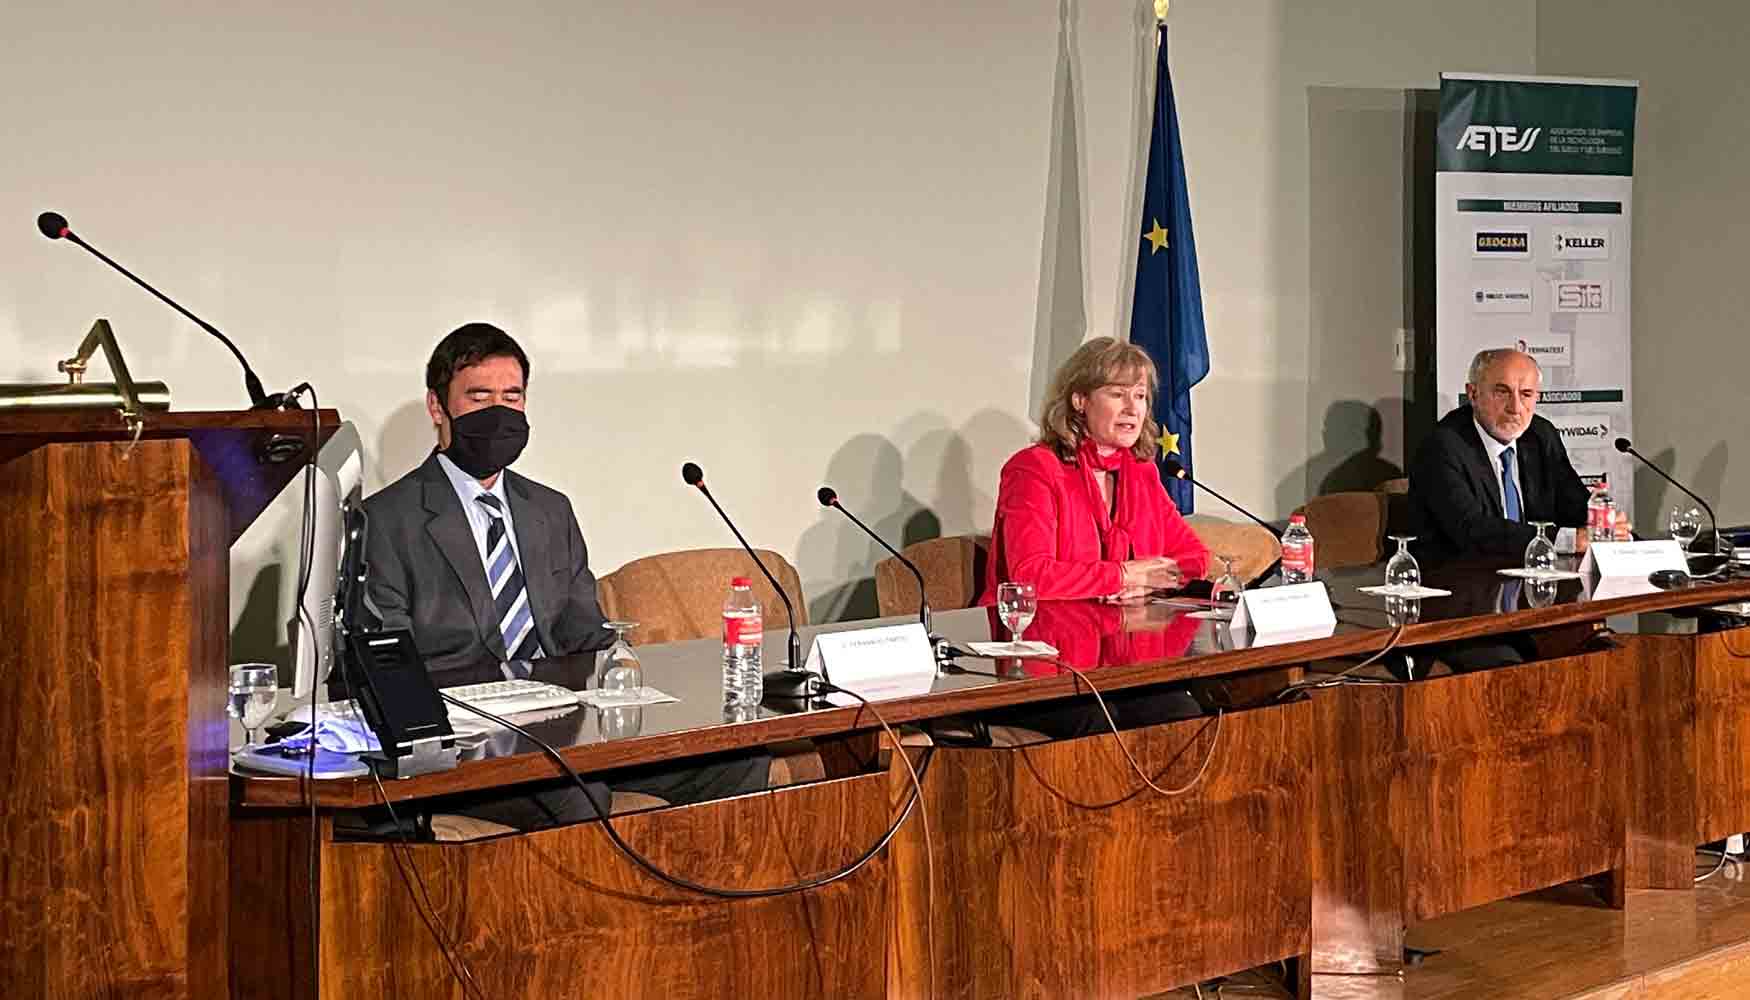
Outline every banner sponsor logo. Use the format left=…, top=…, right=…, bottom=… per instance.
left=1545, top=412, right=1613, bottom=445
left=1474, top=229, right=1531, bottom=258
left=1507, top=332, right=1572, bottom=367
left=1552, top=227, right=1611, bottom=260
left=1552, top=279, right=1612, bottom=313
left=1456, top=124, right=1543, bottom=157
left=1472, top=282, right=1534, bottom=313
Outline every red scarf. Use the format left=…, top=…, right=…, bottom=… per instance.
left=1077, top=437, right=1144, bottom=561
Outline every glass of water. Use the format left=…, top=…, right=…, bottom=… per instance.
left=1669, top=506, right=1703, bottom=553
left=1524, top=522, right=1558, bottom=574
left=596, top=621, right=643, bottom=703
left=1385, top=536, right=1421, bottom=592
left=227, top=664, right=278, bottom=747
left=1209, top=555, right=1244, bottom=617
left=995, top=582, right=1037, bottom=643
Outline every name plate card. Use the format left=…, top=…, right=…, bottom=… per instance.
left=805, top=622, right=937, bottom=704
left=1230, top=581, right=1338, bottom=638
left=1578, top=539, right=1687, bottom=578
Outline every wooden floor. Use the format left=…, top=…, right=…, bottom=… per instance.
left=1148, top=862, right=1750, bottom=999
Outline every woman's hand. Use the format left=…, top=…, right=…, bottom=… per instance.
left=1121, top=556, right=1184, bottom=593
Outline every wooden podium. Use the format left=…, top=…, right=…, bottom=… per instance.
left=0, top=408, right=336, bottom=999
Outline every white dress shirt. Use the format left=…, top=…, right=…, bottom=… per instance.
left=436, top=452, right=524, bottom=578
left=1473, top=418, right=1524, bottom=516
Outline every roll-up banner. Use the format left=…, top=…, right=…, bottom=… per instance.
left=1436, top=72, right=1639, bottom=515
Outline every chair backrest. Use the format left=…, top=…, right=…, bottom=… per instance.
left=1185, top=515, right=1281, bottom=584
left=874, top=535, right=990, bottom=619
left=1295, top=491, right=1389, bottom=569
left=597, top=548, right=808, bottom=645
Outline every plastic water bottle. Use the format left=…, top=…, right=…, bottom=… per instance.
left=721, top=577, right=764, bottom=707
left=1281, top=513, right=1316, bottom=583
left=1588, top=476, right=1616, bottom=541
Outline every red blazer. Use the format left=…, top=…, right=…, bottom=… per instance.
left=984, top=443, right=1210, bottom=601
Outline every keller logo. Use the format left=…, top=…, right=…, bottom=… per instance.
left=1552, top=228, right=1611, bottom=261
left=1456, top=124, right=1543, bottom=157
left=1473, top=229, right=1531, bottom=259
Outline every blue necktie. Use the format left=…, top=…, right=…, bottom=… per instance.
left=1500, top=447, right=1523, bottom=523
left=476, top=494, right=544, bottom=669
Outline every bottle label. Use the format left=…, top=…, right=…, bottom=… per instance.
left=723, top=613, right=764, bottom=647
left=1282, top=541, right=1314, bottom=575
left=1589, top=504, right=1613, bottom=537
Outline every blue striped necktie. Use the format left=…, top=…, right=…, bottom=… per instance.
left=1500, top=447, right=1523, bottom=523
left=475, top=494, right=544, bottom=669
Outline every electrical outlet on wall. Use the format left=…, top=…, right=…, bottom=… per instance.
left=1393, top=329, right=1414, bottom=373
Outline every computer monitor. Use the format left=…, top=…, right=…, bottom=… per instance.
left=290, top=421, right=364, bottom=700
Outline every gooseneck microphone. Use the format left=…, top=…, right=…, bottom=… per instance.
left=36, top=210, right=296, bottom=410
left=1162, top=458, right=1283, bottom=539
left=681, top=462, right=817, bottom=698
left=1614, top=437, right=1725, bottom=573
left=818, top=486, right=932, bottom=634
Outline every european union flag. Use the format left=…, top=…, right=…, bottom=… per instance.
left=1129, top=24, right=1208, bottom=514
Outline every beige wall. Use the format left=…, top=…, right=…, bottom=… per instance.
left=0, top=2, right=1537, bottom=653
left=1537, top=0, right=1749, bottom=526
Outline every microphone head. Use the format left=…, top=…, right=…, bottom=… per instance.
left=817, top=486, right=838, bottom=507
left=1613, top=437, right=1632, bottom=453
left=1161, top=458, right=1187, bottom=479
left=681, top=462, right=704, bottom=487
left=37, top=211, right=69, bottom=240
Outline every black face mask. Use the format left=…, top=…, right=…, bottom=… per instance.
left=443, top=405, right=529, bottom=479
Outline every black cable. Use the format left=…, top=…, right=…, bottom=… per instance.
left=438, top=694, right=933, bottom=899
left=367, top=766, right=491, bottom=1000
left=282, top=383, right=320, bottom=1000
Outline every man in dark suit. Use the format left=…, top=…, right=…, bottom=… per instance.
left=1407, top=348, right=1592, bottom=565
left=362, top=324, right=612, bottom=686
left=359, top=323, right=767, bottom=829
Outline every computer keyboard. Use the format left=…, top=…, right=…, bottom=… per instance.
left=313, top=678, right=582, bottom=730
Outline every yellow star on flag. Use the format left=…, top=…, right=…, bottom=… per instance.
left=1158, top=429, right=1181, bottom=455
left=1144, top=218, right=1169, bottom=254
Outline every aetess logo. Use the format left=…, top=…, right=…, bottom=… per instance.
left=1456, top=124, right=1543, bottom=157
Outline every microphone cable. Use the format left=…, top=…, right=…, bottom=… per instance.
left=1043, top=658, right=1225, bottom=798
left=1273, top=622, right=1409, bottom=700
left=282, top=383, right=324, bottom=1000
left=438, top=692, right=935, bottom=900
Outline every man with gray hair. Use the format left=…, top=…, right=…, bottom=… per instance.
left=1407, top=347, right=1591, bottom=563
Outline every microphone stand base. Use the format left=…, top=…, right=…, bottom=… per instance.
left=762, top=668, right=824, bottom=701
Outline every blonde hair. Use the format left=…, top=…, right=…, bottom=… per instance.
left=1037, top=337, right=1161, bottom=463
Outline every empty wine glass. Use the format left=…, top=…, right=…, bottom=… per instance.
left=1385, top=536, right=1420, bottom=593
left=996, top=582, right=1037, bottom=643
left=1669, top=506, right=1703, bottom=553
left=227, top=664, right=278, bottom=747
left=596, top=621, right=643, bottom=702
left=1209, top=555, right=1244, bottom=618
left=1524, top=521, right=1558, bottom=574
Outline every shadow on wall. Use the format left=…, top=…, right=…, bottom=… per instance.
left=797, top=408, right=1033, bottom=623
left=377, top=399, right=435, bottom=486
left=229, top=558, right=291, bottom=683
left=1275, top=399, right=1404, bottom=512
left=1636, top=441, right=1731, bottom=529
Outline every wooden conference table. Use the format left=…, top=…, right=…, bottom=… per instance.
left=229, top=562, right=1750, bottom=1000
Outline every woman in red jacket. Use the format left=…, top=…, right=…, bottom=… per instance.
left=986, top=337, right=1210, bottom=601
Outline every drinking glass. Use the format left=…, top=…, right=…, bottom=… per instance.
left=1209, top=555, right=1244, bottom=617
left=995, top=582, right=1037, bottom=643
left=1669, top=506, right=1703, bottom=553
left=227, top=664, right=278, bottom=747
left=1524, top=522, right=1558, bottom=574
left=595, top=621, right=643, bottom=702
left=1385, top=536, right=1421, bottom=592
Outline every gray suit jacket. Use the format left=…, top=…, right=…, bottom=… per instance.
left=357, top=452, right=614, bottom=689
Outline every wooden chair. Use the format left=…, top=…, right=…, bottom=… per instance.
left=1185, top=515, right=1281, bottom=584
left=597, top=547, right=808, bottom=644
left=1295, top=491, right=1389, bottom=569
left=596, top=547, right=823, bottom=792
left=874, top=534, right=990, bottom=619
